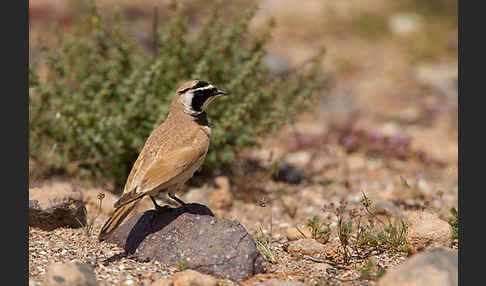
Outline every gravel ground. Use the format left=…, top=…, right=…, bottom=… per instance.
left=29, top=226, right=177, bottom=286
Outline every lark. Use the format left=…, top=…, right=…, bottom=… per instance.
left=98, top=80, right=228, bottom=241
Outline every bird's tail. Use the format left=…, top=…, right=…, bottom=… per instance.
left=98, top=199, right=141, bottom=241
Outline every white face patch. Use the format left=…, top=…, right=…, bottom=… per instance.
left=181, top=92, right=198, bottom=115
left=179, top=82, right=219, bottom=116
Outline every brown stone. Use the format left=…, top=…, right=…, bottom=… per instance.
left=405, top=211, right=453, bottom=254
left=29, top=182, right=87, bottom=231
left=44, top=262, right=99, bottom=286
left=172, top=270, right=218, bottom=286
left=378, top=248, right=457, bottom=286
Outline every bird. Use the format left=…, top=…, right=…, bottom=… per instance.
left=98, top=80, right=228, bottom=241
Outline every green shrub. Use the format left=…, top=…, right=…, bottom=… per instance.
left=29, top=0, right=326, bottom=187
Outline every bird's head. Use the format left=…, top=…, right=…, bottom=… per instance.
left=174, top=80, right=228, bottom=116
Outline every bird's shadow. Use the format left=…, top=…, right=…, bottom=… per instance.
left=103, top=203, right=214, bottom=264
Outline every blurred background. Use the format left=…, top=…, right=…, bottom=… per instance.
left=29, top=0, right=458, bottom=239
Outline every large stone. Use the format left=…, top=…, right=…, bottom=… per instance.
left=405, top=211, right=453, bottom=254
left=107, top=203, right=264, bottom=280
left=44, top=262, right=99, bottom=286
left=29, top=182, right=87, bottom=231
left=378, top=248, right=458, bottom=286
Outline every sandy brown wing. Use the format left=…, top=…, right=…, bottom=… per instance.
left=119, top=122, right=169, bottom=197
left=111, top=153, right=148, bottom=209
left=114, top=144, right=207, bottom=208
left=123, top=144, right=153, bottom=193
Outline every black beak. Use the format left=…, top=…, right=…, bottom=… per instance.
left=216, top=89, right=229, bottom=96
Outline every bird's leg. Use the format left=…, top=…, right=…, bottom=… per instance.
left=168, top=192, right=187, bottom=207
left=150, top=196, right=169, bottom=211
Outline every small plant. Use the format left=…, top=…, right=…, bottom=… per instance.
left=255, top=196, right=276, bottom=263
left=449, top=207, right=458, bottom=240
left=306, top=216, right=331, bottom=243
left=267, top=156, right=282, bottom=179
left=77, top=192, right=105, bottom=237
left=335, top=200, right=355, bottom=264
left=399, top=176, right=412, bottom=189
left=360, top=258, right=386, bottom=281
left=257, top=196, right=274, bottom=239
left=176, top=259, right=188, bottom=271
left=359, top=192, right=409, bottom=254
left=400, top=175, right=424, bottom=200
left=255, top=225, right=276, bottom=264
left=322, top=192, right=409, bottom=265
left=323, top=200, right=356, bottom=264
left=378, top=220, right=409, bottom=253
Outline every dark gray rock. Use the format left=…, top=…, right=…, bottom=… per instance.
left=107, top=203, right=264, bottom=280
left=378, top=247, right=458, bottom=286
left=29, top=183, right=87, bottom=231
left=273, top=162, right=305, bottom=184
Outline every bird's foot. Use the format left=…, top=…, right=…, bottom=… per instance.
left=150, top=196, right=170, bottom=212
left=168, top=193, right=188, bottom=209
